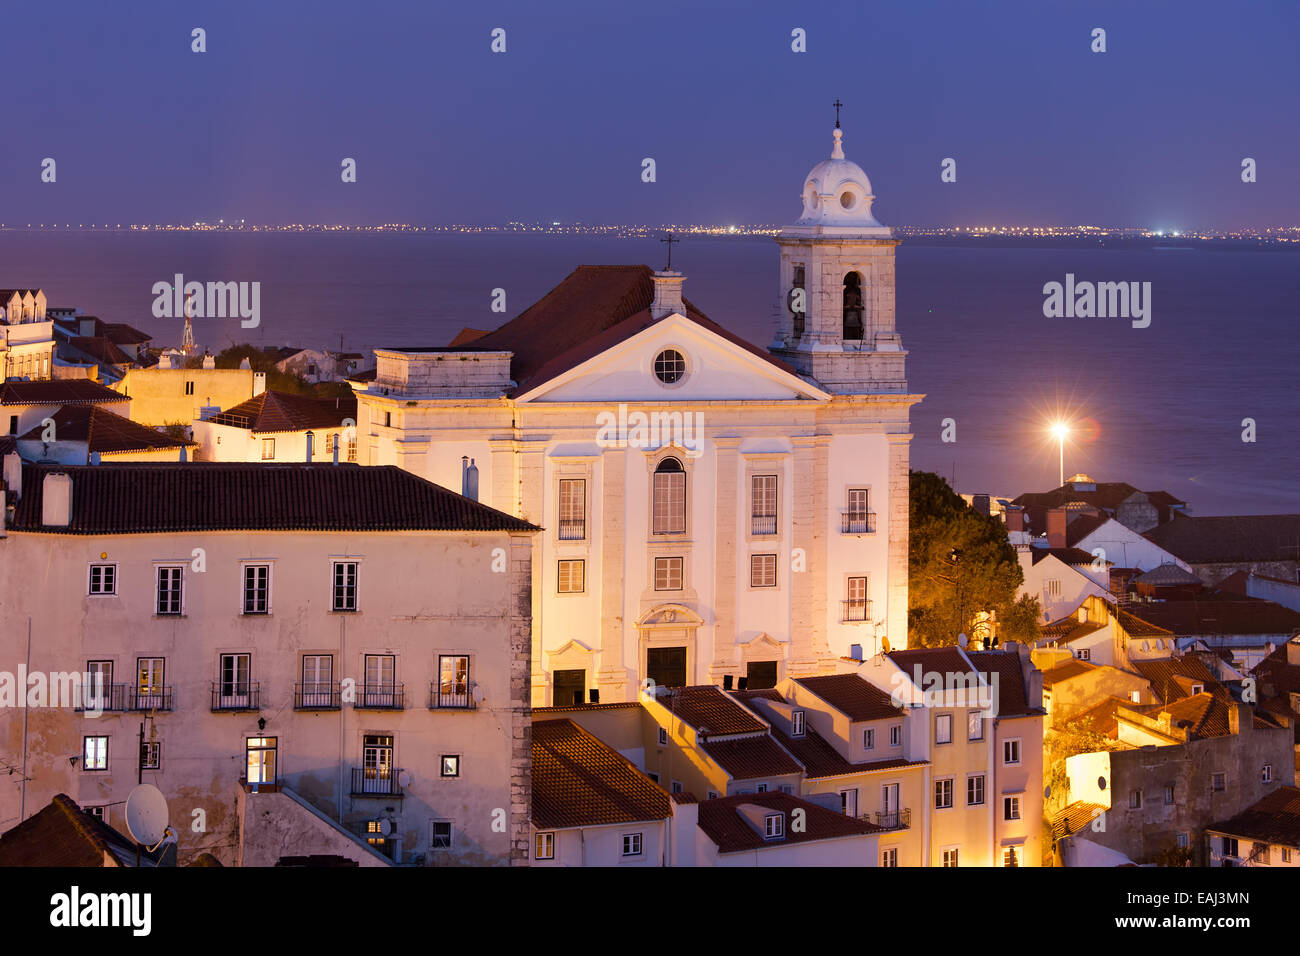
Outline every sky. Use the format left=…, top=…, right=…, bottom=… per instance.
left=1, top=0, right=1297, bottom=229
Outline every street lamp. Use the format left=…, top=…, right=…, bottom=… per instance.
left=1050, top=422, right=1070, bottom=487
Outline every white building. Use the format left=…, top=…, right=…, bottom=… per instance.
left=351, top=123, right=921, bottom=705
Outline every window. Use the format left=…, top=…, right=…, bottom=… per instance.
left=363, top=655, right=397, bottom=707
left=839, top=788, right=857, bottom=816
left=935, top=713, right=953, bottom=745
left=141, top=741, right=161, bottom=770
left=261, top=438, right=275, bottom=460
left=362, top=735, right=394, bottom=793
left=764, top=813, right=785, bottom=839
left=85, top=661, right=113, bottom=710
left=1283, top=847, right=1293, bottom=863
left=672, top=781, right=684, bottom=794
left=88, top=564, right=116, bottom=595
left=1077, top=648, right=1091, bottom=661
left=1004, top=795, right=1021, bottom=821
left=1129, top=789, right=1143, bottom=810
left=755, top=783, right=769, bottom=794
left=438, top=655, right=470, bottom=708
left=751, top=475, right=777, bottom=535
left=332, top=561, right=358, bottom=611
left=1177, top=832, right=1189, bottom=849
left=622, top=833, right=643, bottom=857
left=778, top=785, right=793, bottom=795
left=1262, top=765, right=1273, bottom=784
left=1003, top=847, right=1021, bottom=867
left=347, top=437, right=358, bottom=462
left=967, top=774, right=985, bottom=806
left=845, top=488, right=872, bottom=533
left=1222, top=836, right=1238, bottom=857
left=968, top=711, right=983, bottom=740
left=440, top=755, right=460, bottom=778
left=1190, top=683, right=1204, bottom=695
left=557, top=559, right=585, bottom=593
left=1045, top=579, right=1062, bottom=598
left=156, top=566, right=183, bottom=615
left=1003, top=739, right=1021, bottom=765
left=863, top=727, right=875, bottom=750
left=86, top=806, right=106, bottom=822
left=657, top=727, right=668, bottom=746
left=137, top=658, right=165, bottom=710
left=219, top=654, right=251, bottom=708
left=881, top=847, right=898, bottom=867
left=935, top=778, right=954, bottom=809
left=1253, top=842, right=1270, bottom=865
left=301, top=654, right=334, bottom=708
left=83, top=736, right=109, bottom=771
left=942, top=848, right=959, bottom=868
left=652, top=458, right=686, bottom=534
left=245, top=737, right=277, bottom=785
left=844, top=576, right=868, bottom=621
left=384, top=411, right=391, bottom=428
left=750, top=554, right=777, bottom=588
left=654, top=557, right=683, bottom=591
left=1164, top=785, right=1175, bottom=805
left=842, top=272, right=864, bottom=339
left=558, top=479, right=585, bottom=540
left=242, top=564, right=270, bottom=615
left=890, top=725, right=901, bottom=747
left=791, top=710, right=805, bottom=738
left=653, top=349, right=685, bottom=384
left=1212, top=772, right=1226, bottom=792
left=535, top=832, right=555, bottom=860
left=431, top=821, right=453, bottom=849
left=184, top=380, right=195, bottom=396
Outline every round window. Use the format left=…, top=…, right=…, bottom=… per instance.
left=839, top=191, right=856, bottom=209
left=654, top=349, right=686, bottom=384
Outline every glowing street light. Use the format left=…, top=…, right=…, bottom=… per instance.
left=1050, top=422, right=1070, bottom=487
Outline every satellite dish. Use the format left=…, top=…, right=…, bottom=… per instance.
left=124, top=784, right=169, bottom=846
left=881, top=637, right=891, bottom=654
left=957, top=633, right=969, bottom=648
left=398, top=771, right=412, bottom=788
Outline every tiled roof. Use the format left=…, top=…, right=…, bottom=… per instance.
left=0, top=379, right=125, bottom=406
left=18, top=405, right=195, bottom=453
left=0, top=793, right=162, bottom=867
left=1134, top=563, right=1203, bottom=586
left=1132, top=656, right=1221, bottom=704
left=700, top=734, right=803, bottom=780
left=208, top=390, right=358, bottom=434
left=696, top=792, right=879, bottom=854
left=531, top=718, right=671, bottom=829
left=1207, top=786, right=1300, bottom=848
left=1125, top=597, right=1300, bottom=638
left=888, top=646, right=973, bottom=681
left=1053, top=802, right=1107, bottom=838
left=793, top=674, right=905, bottom=721
left=66, top=336, right=134, bottom=367
left=966, top=650, right=1036, bottom=716
left=1253, top=641, right=1300, bottom=717
left=450, top=265, right=800, bottom=397
left=768, top=723, right=924, bottom=779
left=1065, top=514, right=1109, bottom=547
left=532, top=701, right=642, bottom=714
left=1041, top=618, right=1106, bottom=645
left=1114, top=606, right=1176, bottom=638
left=1151, top=692, right=1233, bottom=738
left=1041, top=658, right=1097, bottom=686
left=1031, top=546, right=1100, bottom=567
left=1064, top=695, right=1133, bottom=738
left=1146, top=513, right=1300, bottom=564
left=1015, top=482, right=1184, bottom=514
left=658, top=685, right=767, bottom=736
left=9, top=462, right=538, bottom=534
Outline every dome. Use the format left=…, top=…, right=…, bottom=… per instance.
left=793, top=128, right=887, bottom=232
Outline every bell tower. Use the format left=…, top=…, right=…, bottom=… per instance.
left=770, top=118, right=907, bottom=395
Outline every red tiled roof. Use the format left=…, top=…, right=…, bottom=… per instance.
left=1207, top=786, right=1300, bottom=848
left=1064, top=695, right=1133, bottom=738
left=888, top=646, right=972, bottom=680
left=1041, top=617, right=1107, bottom=644
left=1031, top=546, right=1100, bottom=567
left=793, top=674, right=905, bottom=722
left=658, top=685, right=767, bottom=736
left=0, top=793, right=162, bottom=866
left=531, top=718, right=671, bottom=829
left=1150, top=692, right=1234, bottom=738
left=768, top=723, right=924, bottom=779
left=1114, top=605, right=1176, bottom=638
left=967, top=650, right=1035, bottom=716
left=696, top=792, right=879, bottom=854
left=10, top=462, right=538, bottom=534
left=1134, top=563, right=1203, bottom=586
left=700, top=734, right=803, bottom=780
left=19, top=405, right=194, bottom=453
left=532, top=701, right=642, bottom=714
left=1146, top=513, right=1300, bottom=565
left=1015, top=482, right=1184, bottom=514
left=1053, top=801, right=1107, bottom=838
left=209, top=390, right=358, bottom=434
left=1065, top=513, right=1109, bottom=547
left=1123, top=597, right=1300, bottom=638
left=1131, top=656, right=1221, bottom=704
left=452, top=265, right=800, bottom=397
left=0, top=379, right=125, bottom=406
left=1041, top=658, right=1097, bottom=686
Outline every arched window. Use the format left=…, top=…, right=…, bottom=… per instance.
left=842, top=272, right=865, bottom=340
left=652, top=457, right=686, bottom=534
left=788, top=266, right=806, bottom=341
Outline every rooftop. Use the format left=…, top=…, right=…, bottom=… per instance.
left=793, top=674, right=905, bottom=722
left=0, top=793, right=163, bottom=867
left=696, top=792, right=879, bottom=854
left=1145, top=513, right=1300, bottom=564
left=0, top=379, right=125, bottom=406
left=207, top=390, right=358, bottom=434
left=655, top=685, right=767, bottom=737
left=1207, top=786, right=1300, bottom=849
left=18, top=405, right=195, bottom=454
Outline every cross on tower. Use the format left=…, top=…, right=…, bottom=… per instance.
left=660, top=232, right=679, bottom=271
left=833, top=99, right=843, bottom=129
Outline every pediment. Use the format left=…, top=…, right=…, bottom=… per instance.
left=636, top=603, right=704, bottom=629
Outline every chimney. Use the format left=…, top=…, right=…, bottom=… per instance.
left=332, top=433, right=340, bottom=465
left=461, top=456, right=479, bottom=501
left=650, top=271, right=685, bottom=320
left=79, top=317, right=96, bottom=337
left=305, top=430, right=314, bottom=461
left=202, top=353, right=216, bottom=370
left=1004, top=505, right=1025, bottom=532
left=41, top=472, right=72, bottom=527
left=1046, top=507, right=1067, bottom=549
left=253, top=372, right=266, bottom=396
left=3, top=452, right=21, bottom=500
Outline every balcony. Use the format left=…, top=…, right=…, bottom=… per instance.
left=130, top=687, right=174, bottom=712
left=558, top=519, right=585, bottom=541
left=355, top=682, right=405, bottom=711
left=840, top=511, right=877, bottom=534
left=75, top=683, right=130, bottom=713
left=294, top=681, right=342, bottom=711
left=870, top=808, right=911, bottom=831
left=428, top=682, right=477, bottom=711
left=351, top=766, right=404, bottom=797
left=751, top=514, right=777, bottom=536
left=211, top=681, right=260, bottom=712
left=841, top=599, right=872, bottom=623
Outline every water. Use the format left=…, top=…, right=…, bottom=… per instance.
left=2, top=231, right=1295, bottom=516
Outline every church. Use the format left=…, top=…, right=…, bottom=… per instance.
left=351, top=123, right=922, bottom=705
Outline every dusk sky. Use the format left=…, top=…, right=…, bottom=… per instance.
left=2, top=0, right=1297, bottom=229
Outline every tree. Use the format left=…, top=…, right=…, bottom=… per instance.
left=908, top=470, right=1042, bottom=647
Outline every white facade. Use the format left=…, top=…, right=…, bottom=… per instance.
left=1073, top=517, right=1190, bottom=575
left=1018, top=548, right=1112, bottom=623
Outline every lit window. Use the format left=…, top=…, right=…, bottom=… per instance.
left=942, top=848, right=959, bottom=867
left=1003, top=846, right=1020, bottom=867
left=441, top=755, right=460, bottom=778
left=83, top=736, right=109, bottom=771
left=881, top=847, right=898, bottom=867
left=245, top=737, right=277, bottom=785
left=535, top=832, right=555, bottom=860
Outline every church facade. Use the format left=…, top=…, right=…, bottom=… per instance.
left=352, top=127, right=921, bottom=705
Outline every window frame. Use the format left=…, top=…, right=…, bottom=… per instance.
left=1003, top=738, right=1021, bottom=766
left=749, top=553, right=777, bottom=589
left=558, top=478, right=586, bottom=541
left=1004, top=795, right=1022, bottom=821
left=430, top=820, right=454, bottom=850
left=967, top=773, right=985, bottom=807
left=556, top=558, right=585, bottom=594
left=934, top=777, right=954, bottom=810
left=88, top=563, right=117, bottom=596
left=331, top=560, right=359, bottom=612
left=751, top=474, right=778, bottom=535
left=653, top=556, right=684, bottom=591
left=651, top=457, right=687, bottom=535
left=534, top=831, right=555, bottom=860
left=261, top=437, right=275, bottom=460
left=155, top=565, right=184, bottom=616
left=83, top=735, right=109, bottom=771
left=242, top=563, right=271, bottom=615
left=621, top=832, right=643, bottom=857
left=935, top=713, right=953, bottom=745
